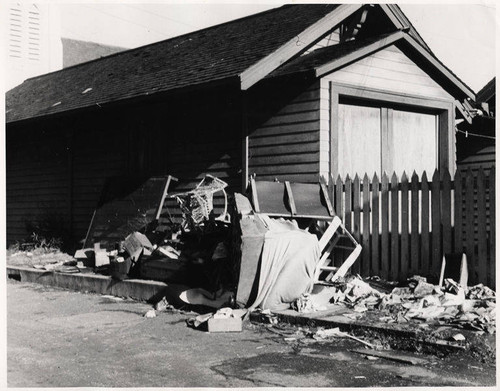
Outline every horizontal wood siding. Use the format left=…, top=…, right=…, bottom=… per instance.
left=248, top=78, right=322, bottom=182
left=323, top=45, right=454, bottom=101
left=6, top=86, right=242, bottom=249
left=6, top=125, right=70, bottom=245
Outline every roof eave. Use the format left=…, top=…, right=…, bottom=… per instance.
left=239, top=3, right=363, bottom=90
left=6, top=76, right=241, bottom=126
left=314, top=30, right=405, bottom=78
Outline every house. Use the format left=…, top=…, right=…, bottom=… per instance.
left=456, top=78, right=495, bottom=173
left=6, top=4, right=476, bottom=249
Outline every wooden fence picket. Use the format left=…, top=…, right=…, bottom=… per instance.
left=345, top=175, right=352, bottom=232
left=381, top=173, right=390, bottom=280
left=371, top=174, right=380, bottom=275
left=453, top=170, right=463, bottom=253
left=442, top=169, right=452, bottom=255
left=431, top=170, right=441, bottom=274
left=476, top=168, right=487, bottom=285
left=362, top=174, right=371, bottom=275
left=488, top=167, right=495, bottom=288
left=325, top=167, right=494, bottom=287
left=352, top=175, right=361, bottom=274
left=410, top=172, right=419, bottom=274
left=400, top=172, right=409, bottom=279
left=390, top=173, right=399, bottom=280
left=465, top=168, right=475, bottom=283
left=421, top=171, right=430, bottom=273
left=335, top=175, right=343, bottom=221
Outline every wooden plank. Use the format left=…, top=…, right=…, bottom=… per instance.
left=350, top=348, right=429, bottom=366
left=476, top=168, right=487, bottom=285
left=335, top=175, right=344, bottom=222
left=344, top=175, right=352, bottom=231
left=400, top=172, right=409, bottom=279
left=352, top=175, right=361, bottom=275
left=431, top=170, right=442, bottom=274
left=248, top=163, right=319, bottom=176
left=381, top=173, right=390, bottom=280
left=421, top=171, right=430, bottom=274
left=362, top=174, right=371, bottom=276
left=249, top=153, right=320, bottom=166
left=240, top=4, right=362, bottom=89
left=488, top=167, right=495, bottom=289
left=249, top=142, right=319, bottom=156
left=319, top=178, right=334, bottom=217
left=441, top=169, right=452, bottom=255
left=390, top=172, right=399, bottom=281
left=371, top=174, right=380, bottom=275
left=410, top=171, right=420, bottom=274
left=465, top=168, right=475, bottom=284
left=261, top=110, right=320, bottom=127
left=316, top=30, right=405, bottom=77
left=248, top=132, right=320, bottom=147
left=284, top=181, right=297, bottom=215
left=453, top=170, right=463, bottom=253
left=250, top=177, right=260, bottom=213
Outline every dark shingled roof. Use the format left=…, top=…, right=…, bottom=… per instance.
left=6, top=4, right=339, bottom=123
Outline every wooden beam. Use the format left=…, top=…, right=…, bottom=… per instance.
left=284, top=181, right=297, bottom=215
left=240, top=4, right=362, bottom=90
left=250, top=177, right=260, bottom=213
left=455, top=99, right=473, bottom=124
left=241, top=92, right=249, bottom=192
left=316, top=30, right=405, bottom=77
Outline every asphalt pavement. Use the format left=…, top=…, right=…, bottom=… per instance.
left=6, top=279, right=496, bottom=387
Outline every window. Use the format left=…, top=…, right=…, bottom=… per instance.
left=331, top=84, right=453, bottom=179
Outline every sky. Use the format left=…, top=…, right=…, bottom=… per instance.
left=55, top=2, right=496, bottom=93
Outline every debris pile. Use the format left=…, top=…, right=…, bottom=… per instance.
left=295, top=274, right=496, bottom=334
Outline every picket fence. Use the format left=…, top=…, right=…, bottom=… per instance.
left=328, top=167, right=495, bottom=288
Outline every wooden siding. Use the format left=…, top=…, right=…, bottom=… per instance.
left=6, top=87, right=242, bottom=249
left=323, top=45, right=454, bottom=101
left=6, top=125, right=71, bottom=244
left=247, top=77, right=322, bottom=183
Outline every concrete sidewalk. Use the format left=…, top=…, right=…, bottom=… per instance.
left=6, top=265, right=492, bottom=357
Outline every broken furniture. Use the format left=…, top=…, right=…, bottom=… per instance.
left=169, top=175, right=229, bottom=230
left=83, top=175, right=177, bottom=250
left=249, top=177, right=361, bottom=284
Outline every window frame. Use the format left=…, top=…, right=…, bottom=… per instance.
left=330, top=82, right=455, bottom=179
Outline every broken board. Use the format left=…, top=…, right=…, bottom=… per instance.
left=83, top=176, right=175, bottom=250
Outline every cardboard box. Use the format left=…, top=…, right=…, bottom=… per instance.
left=207, top=317, right=242, bottom=333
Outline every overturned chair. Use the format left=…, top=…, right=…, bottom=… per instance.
left=248, top=177, right=361, bottom=284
